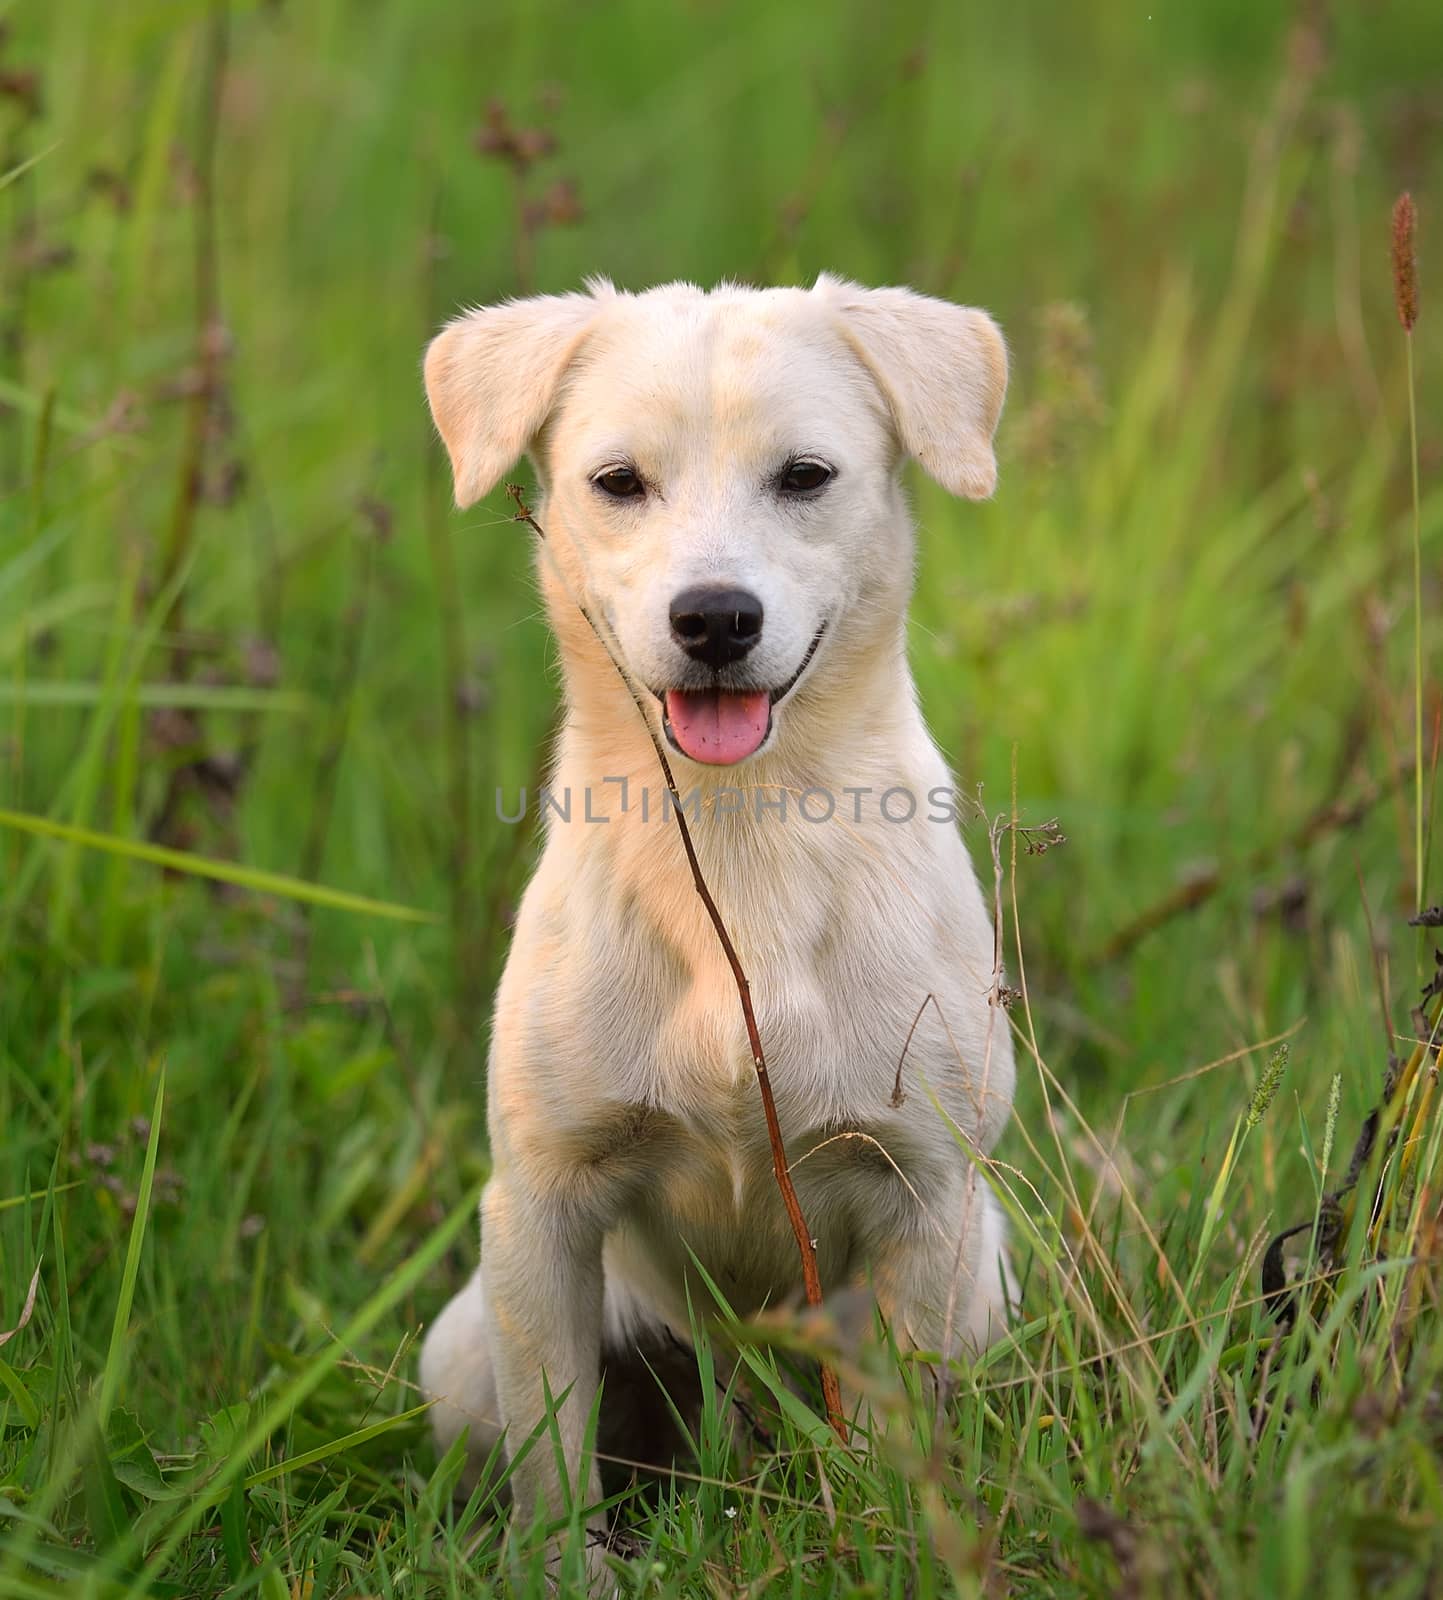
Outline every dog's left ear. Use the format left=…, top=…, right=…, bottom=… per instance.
left=423, top=282, right=612, bottom=508
left=814, top=274, right=1007, bottom=500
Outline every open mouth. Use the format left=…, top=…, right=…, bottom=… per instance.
left=657, top=624, right=827, bottom=766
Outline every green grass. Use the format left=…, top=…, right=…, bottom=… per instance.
left=2, top=0, right=1442, bottom=1594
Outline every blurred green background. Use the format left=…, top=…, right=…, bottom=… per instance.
left=1, top=0, right=1441, bottom=1593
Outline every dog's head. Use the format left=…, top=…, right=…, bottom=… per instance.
left=424, top=277, right=1005, bottom=767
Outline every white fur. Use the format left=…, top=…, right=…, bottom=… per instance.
left=418, top=276, right=1015, bottom=1555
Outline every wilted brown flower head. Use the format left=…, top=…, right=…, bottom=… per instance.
left=1392, top=191, right=1419, bottom=333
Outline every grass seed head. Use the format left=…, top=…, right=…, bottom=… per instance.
left=1247, top=1042, right=1291, bottom=1130
left=1392, top=191, right=1419, bottom=333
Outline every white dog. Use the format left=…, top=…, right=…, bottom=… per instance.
left=418, top=275, right=1015, bottom=1560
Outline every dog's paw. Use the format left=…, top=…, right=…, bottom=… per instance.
left=581, top=1522, right=641, bottom=1597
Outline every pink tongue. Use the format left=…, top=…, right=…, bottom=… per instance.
left=665, top=689, right=771, bottom=764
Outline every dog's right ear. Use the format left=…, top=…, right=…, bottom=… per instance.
left=423, top=286, right=609, bottom=508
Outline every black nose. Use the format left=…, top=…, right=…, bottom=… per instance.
left=669, top=586, right=764, bottom=668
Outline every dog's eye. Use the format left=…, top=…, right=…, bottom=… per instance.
left=593, top=466, right=644, bottom=500
left=779, top=459, right=833, bottom=494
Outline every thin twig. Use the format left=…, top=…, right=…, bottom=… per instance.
left=891, top=992, right=936, bottom=1107
left=506, top=483, right=847, bottom=1441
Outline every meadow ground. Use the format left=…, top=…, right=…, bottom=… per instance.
left=2, top=2, right=1442, bottom=1595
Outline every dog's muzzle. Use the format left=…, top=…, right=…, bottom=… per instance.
left=656, top=622, right=827, bottom=766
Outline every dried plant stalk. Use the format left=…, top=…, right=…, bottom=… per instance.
left=506, top=484, right=847, bottom=1442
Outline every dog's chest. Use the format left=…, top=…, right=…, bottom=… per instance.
left=604, top=1098, right=895, bottom=1319
left=599, top=956, right=968, bottom=1306
left=618, top=878, right=988, bottom=1138
left=508, top=794, right=1010, bottom=1304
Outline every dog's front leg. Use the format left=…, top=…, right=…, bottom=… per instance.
left=869, top=1172, right=1014, bottom=1361
left=482, top=1172, right=608, bottom=1568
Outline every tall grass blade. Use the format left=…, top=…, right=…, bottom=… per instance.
left=0, top=809, right=435, bottom=923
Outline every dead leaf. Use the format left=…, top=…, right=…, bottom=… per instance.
left=0, top=1260, right=42, bottom=1349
